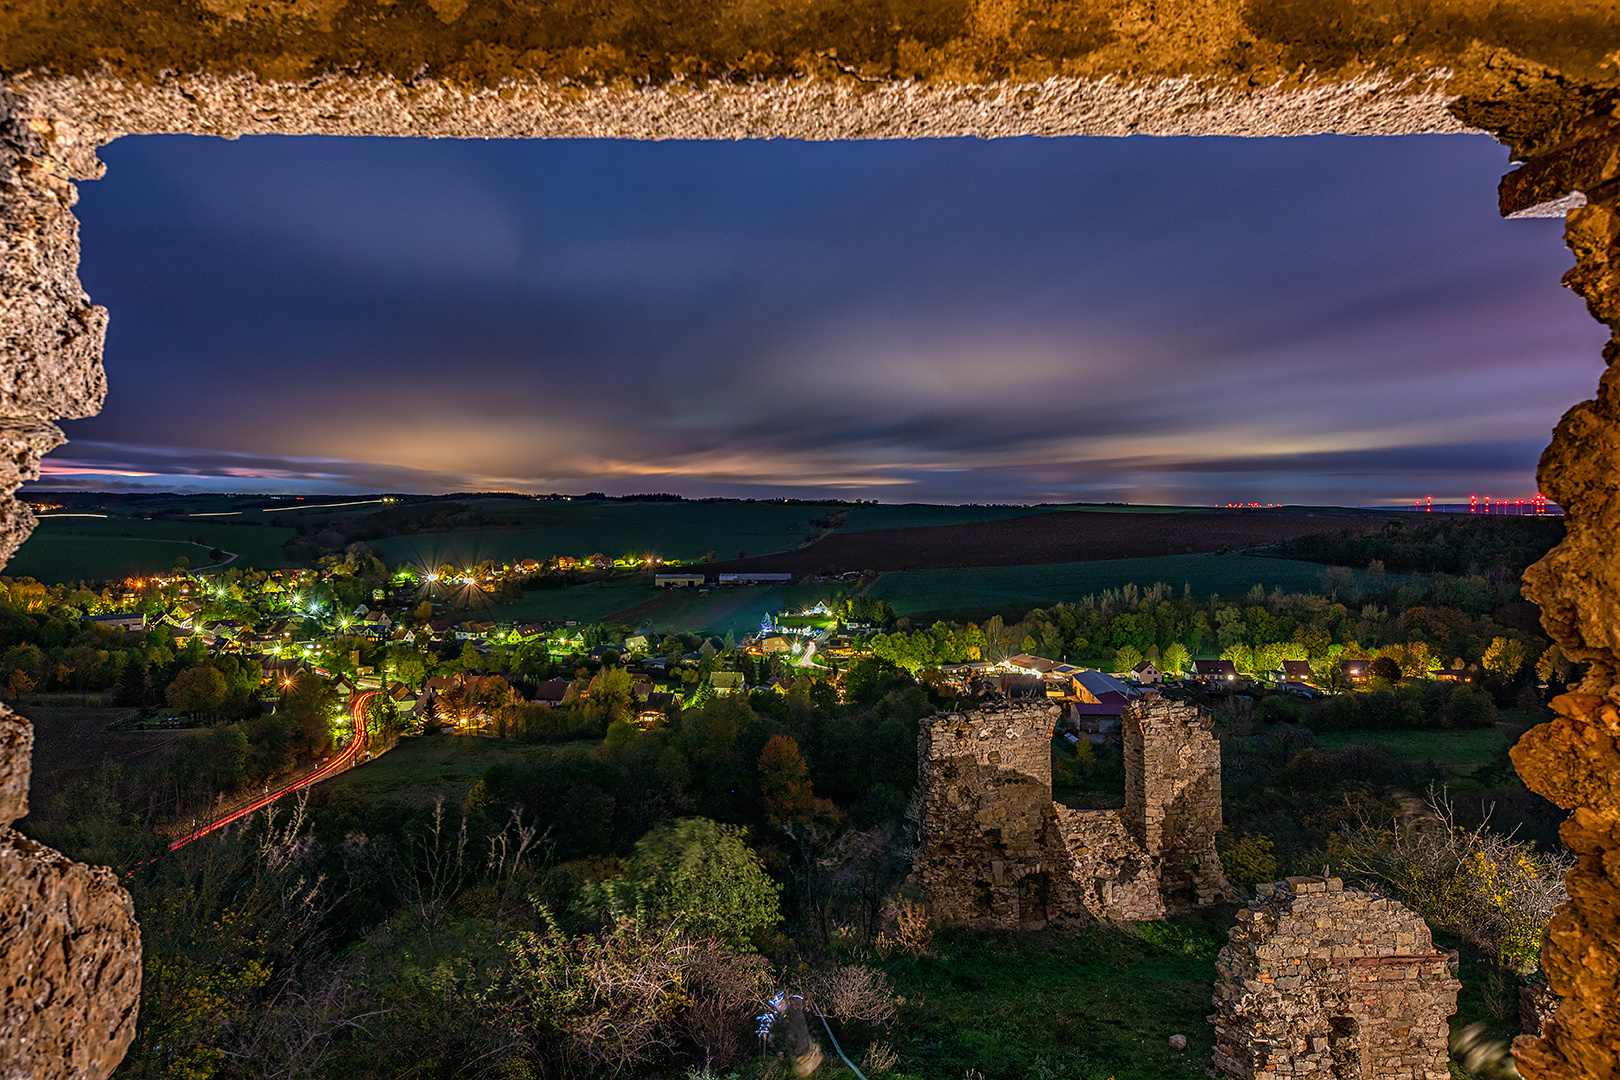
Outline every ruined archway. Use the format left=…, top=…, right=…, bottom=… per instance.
left=1, top=4, right=1618, bottom=1078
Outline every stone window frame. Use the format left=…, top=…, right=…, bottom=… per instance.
left=0, top=14, right=1617, bottom=1078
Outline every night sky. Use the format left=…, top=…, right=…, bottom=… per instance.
left=36, top=132, right=1606, bottom=506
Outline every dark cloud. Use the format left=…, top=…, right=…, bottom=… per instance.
left=33, top=132, right=1606, bottom=505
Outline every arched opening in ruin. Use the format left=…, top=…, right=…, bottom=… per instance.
left=1329, top=1015, right=1363, bottom=1080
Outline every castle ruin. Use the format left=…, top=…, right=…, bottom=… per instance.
left=1212, top=876, right=1460, bottom=1080
left=914, top=694, right=1231, bottom=926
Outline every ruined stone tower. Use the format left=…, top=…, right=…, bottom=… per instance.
left=1212, top=877, right=1460, bottom=1080
left=1123, top=696, right=1231, bottom=912
left=914, top=701, right=1070, bottom=926
left=914, top=694, right=1230, bottom=926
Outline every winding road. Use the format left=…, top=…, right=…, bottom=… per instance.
left=167, top=690, right=376, bottom=851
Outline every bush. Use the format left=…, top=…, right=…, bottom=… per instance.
left=1337, top=794, right=1571, bottom=975
left=1442, top=685, right=1498, bottom=729
left=502, top=919, right=772, bottom=1073
left=1216, top=831, right=1278, bottom=889
left=575, top=817, right=781, bottom=950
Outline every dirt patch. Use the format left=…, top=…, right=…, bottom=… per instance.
left=700, top=508, right=1409, bottom=576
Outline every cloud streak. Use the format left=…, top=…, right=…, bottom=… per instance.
left=38, top=132, right=1606, bottom=506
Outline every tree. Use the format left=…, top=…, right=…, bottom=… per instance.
left=1112, top=644, right=1143, bottom=675
left=167, top=666, right=229, bottom=718
left=575, top=818, right=781, bottom=950
left=1482, top=636, right=1528, bottom=680
left=1221, top=642, right=1256, bottom=676
left=757, top=734, right=837, bottom=829
left=1367, top=655, right=1403, bottom=683
left=1536, top=643, right=1571, bottom=686
left=1162, top=642, right=1191, bottom=675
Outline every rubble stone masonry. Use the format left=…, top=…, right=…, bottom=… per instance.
left=1212, top=877, right=1459, bottom=1080
left=914, top=695, right=1230, bottom=926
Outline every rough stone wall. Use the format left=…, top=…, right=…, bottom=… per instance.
left=914, top=696, right=1225, bottom=925
left=1051, top=804, right=1164, bottom=922
left=0, top=702, right=139, bottom=1080
left=1212, top=877, right=1459, bottom=1080
left=1492, top=92, right=1620, bottom=1080
left=1123, top=696, right=1231, bottom=912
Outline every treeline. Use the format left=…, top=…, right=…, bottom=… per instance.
left=864, top=577, right=1551, bottom=700
left=1259, top=516, right=1563, bottom=575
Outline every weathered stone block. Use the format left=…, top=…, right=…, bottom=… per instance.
left=0, top=705, right=27, bottom=826
left=0, top=828, right=141, bottom=1080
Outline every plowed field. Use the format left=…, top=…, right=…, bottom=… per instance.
left=702, top=508, right=1413, bottom=575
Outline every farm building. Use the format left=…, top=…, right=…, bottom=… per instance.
left=89, top=613, right=145, bottom=632
left=655, top=573, right=706, bottom=588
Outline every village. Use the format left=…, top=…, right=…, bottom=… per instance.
left=49, top=544, right=1486, bottom=748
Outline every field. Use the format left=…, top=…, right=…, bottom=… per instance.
left=702, top=508, right=1411, bottom=576
left=867, top=554, right=1380, bottom=621
left=11, top=515, right=297, bottom=582
left=1315, top=726, right=1517, bottom=777
left=326, top=734, right=567, bottom=807
left=491, top=578, right=847, bottom=637
left=371, top=498, right=830, bottom=568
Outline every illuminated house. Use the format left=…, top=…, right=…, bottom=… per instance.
left=1194, top=658, right=1240, bottom=684
left=1276, top=660, right=1314, bottom=686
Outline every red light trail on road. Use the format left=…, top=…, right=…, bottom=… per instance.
left=166, top=690, right=375, bottom=852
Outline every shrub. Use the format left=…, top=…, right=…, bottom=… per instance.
left=575, top=817, right=781, bottom=950
left=1337, top=794, right=1571, bottom=975
left=1216, top=831, right=1278, bottom=889
left=502, top=918, right=772, bottom=1074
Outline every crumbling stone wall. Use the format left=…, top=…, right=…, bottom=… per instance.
left=914, top=696, right=1228, bottom=926
left=1213, top=877, right=1459, bottom=1080
left=1124, top=696, right=1231, bottom=912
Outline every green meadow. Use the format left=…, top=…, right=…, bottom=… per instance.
left=490, top=578, right=845, bottom=638
left=10, top=516, right=298, bottom=582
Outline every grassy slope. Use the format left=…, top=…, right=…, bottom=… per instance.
left=328, top=734, right=594, bottom=807
left=10, top=517, right=298, bottom=581
left=882, top=922, right=1223, bottom=1080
